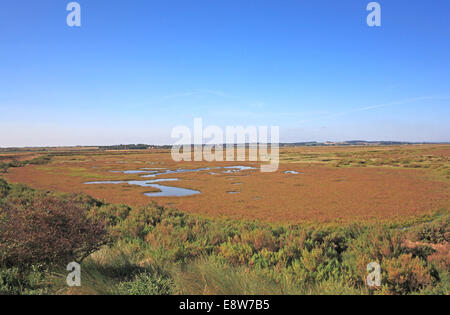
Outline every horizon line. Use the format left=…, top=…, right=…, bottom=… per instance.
left=1, top=140, right=450, bottom=150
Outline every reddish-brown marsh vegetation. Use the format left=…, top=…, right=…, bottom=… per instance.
left=4, top=145, right=449, bottom=224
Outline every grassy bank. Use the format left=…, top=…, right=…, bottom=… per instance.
left=0, top=178, right=448, bottom=295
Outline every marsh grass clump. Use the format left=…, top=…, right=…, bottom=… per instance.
left=0, top=154, right=52, bottom=174
left=408, top=217, right=450, bottom=244
left=170, top=256, right=287, bottom=295
left=29, top=155, right=52, bottom=165
left=118, top=272, right=173, bottom=295
left=0, top=178, right=10, bottom=198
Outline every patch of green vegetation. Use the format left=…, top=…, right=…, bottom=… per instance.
left=66, top=167, right=106, bottom=179
left=0, top=266, right=49, bottom=295
left=281, top=146, right=450, bottom=180
left=280, top=152, right=335, bottom=164
left=0, top=154, right=52, bottom=174
left=34, top=165, right=133, bottom=181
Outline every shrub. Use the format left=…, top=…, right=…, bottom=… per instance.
left=89, top=204, right=131, bottom=227
left=6, top=160, right=26, bottom=168
left=409, top=218, right=449, bottom=244
left=28, top=155, right=52, bottom=165
left=427, top=243, right=450, bottom=271
left=301, top=247, right=326, bottom=274
left=218, top=241, right=253, bottom=265
left=341, top=227, right=405, bottom=288
left=0, top=266, right=48, bottom=295
left=118, top=272, right=173, bottom=295
left=0, top=196, right=109, bottom=268
left=405, top=244, right=435, bottom=261
left=241, top=229, right=278, bottom=252
left=382, top=254, right=433, bottom=295
left=0, top=178, right=10, bottom=198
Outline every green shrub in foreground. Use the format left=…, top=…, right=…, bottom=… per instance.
left=118, top=272, right=173, bottom=295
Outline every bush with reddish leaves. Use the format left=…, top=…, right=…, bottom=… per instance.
left=382, top=254, right=434, bottom=295
left=408, top=216, right=450, bottom=244
left=0, top=196, right=109, bottom=268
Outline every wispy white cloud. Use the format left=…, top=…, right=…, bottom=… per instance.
left=331, top=95, right=450, bottom=118
left=163, top=89, right=232, bottom=100
left=296, top=95, right=450, bottom=123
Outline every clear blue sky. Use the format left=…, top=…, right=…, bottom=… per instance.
left=1, top=0, right=449, bottom=146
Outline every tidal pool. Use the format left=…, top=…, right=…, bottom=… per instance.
left=85, top=178, right=200, bottom=197
left=111, top=170, right=158, bottom=174
left=86, top=165, right=256, bottom=198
